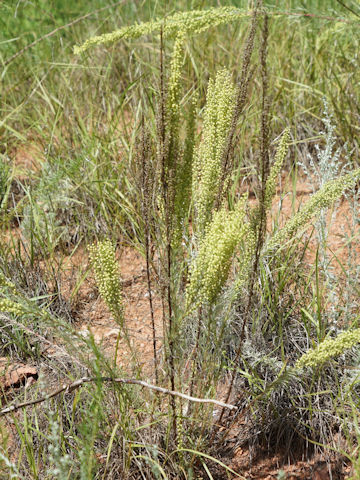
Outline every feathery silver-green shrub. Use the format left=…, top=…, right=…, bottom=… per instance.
left=186, top=196, right=248, bottom=309
left=296, top=328, right=360, bottom=369
left=299, top=103, right=348, bottom=322
left=88, top=239, right=124, bottom=324
left=0, top=448, right=21, bottom=480
left=74, top=7, right=249, bottom=55
left=192, top=68, right=236, bottom=235
left=298, top=102, right=344, bottom=250
left=47, top=410, right=71, bottom=480
left=21, top=162, right=77, bottom=252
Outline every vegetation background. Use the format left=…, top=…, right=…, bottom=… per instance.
left=1, top=0, right=360, bottom=478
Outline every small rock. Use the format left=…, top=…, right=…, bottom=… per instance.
left=312, top=462, right=330, bottom=480
left=1, top=364, right=38, bottom=391
left=104, top=329, right=120, bottom=339
left=78, top=329, right=90, bottom=337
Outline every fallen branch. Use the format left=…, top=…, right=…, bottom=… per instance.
left=0, top=376, right=236, bottom=416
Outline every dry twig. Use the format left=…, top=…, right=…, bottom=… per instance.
left=0, top=376, right=236, bottom=416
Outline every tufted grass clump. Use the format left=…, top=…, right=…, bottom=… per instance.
left=88, top=239, right=124, bottom=325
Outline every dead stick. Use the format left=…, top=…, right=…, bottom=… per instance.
left=0, top=376, right=236, bottom=416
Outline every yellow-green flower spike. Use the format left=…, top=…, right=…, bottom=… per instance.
left=193, top=68, right=236, bottom=235
left=267, top=168, right=360, bottom=251
left=296, top=328, right=360, bottom=369
left=233, top=228, right=257, bottom=295
left=166, top=28, right=186, bottom=177
left=186, top=196, right=248, bottom=309
left=74, top=7, right=249, bottom=55
left=0, top=271, right=17, bottom=294
left=0, top=299, right=25, bottom=316
left=173, top=91, right=199, bottom=247
left=264, top=128, right=290, bottom=211
left=168, top=29, right=186, bottom=126
left=88, top=240, right=124, bottom=325
left=251, top=129, right=290, bottom=231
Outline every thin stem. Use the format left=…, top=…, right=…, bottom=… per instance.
left=145, top=237, right=158, bottom=384
left=158, top=25, right=177, bottom=440
left=215, top=6, right=258, bottom=209
left=188, top=306, right=203, bottom=404
left=139, top=121, right=159, bottom=384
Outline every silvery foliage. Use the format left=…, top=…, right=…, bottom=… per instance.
left=242, top=339, right=283, bottom=376
left=0, top=448, right=23, bottom=479
left=21, top=162, right=75, bottom=250
left=298, top=99, right=350, bottom=323
left=47, top=410, right=71, bottom=479
left=341, top=182, right=360, bottom=323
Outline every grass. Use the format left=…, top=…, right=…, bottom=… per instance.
left=1, top=0, right=360, bottom=478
